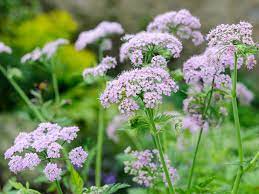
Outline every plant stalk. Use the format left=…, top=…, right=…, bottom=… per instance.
left=146, top=109, right=175, bottom=194
left=52, top=71, right=60, bottom=104
left=55, top=180, right=63, bottom=194
left=231, top=53, right=244, bottom=194
left=0, top=65, right=44, bottom=122
left=187, top=80, right=215, bottom=191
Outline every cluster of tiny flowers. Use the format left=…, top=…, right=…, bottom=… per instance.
left=4, top=122, right=87, bottom=181
left=106, top=114, right=129, bottom=142
left=182, top=114, right=208, bottom=133
left=207, top=21, right=255, bottom=46
left=83, top=185, right=110, bottom=194
left=100, top=38, right=113, bottom=51
left=0, top=42, right=12, bottom=54
left=120, top=32, right=182, bottom=65
left=236, top=82, right=254, bottom=105
left=83, top=56, right=117, bottom=78
left=75, top=21, right=124, bottom=50
left=21, top=38, right=68, bottom=63
left=151, top=55, right=168, bottom=68
left=183, top=47, right=231, bottom=89
left=100, top=67, right=178, bottom=114
left=147, top=9, right=203, bottom=46
left=123, top=147, right=178, bottom=187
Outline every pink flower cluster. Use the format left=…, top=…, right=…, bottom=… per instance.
left=83, top=56, right=117, bottom=78
left=182, top=114, right=208, bottom=133
left=100, top=67, right=178, bottom=114
left=5, top=122, right=87, bottom=181
left=75, top=21, right=124, bottom=50
left=119, top=32, right=182, bottom=65
left=183, top=47, right=232, bottom=89
left=124, top=147, right=178, bottom=187
left=147, top=9, right=203, bottom=45
left=207, top=21, right=255, bottom=46
left=0, top=42, right=12, bottom=54
left=236, top=82, right=254, bottom=105
left=21, top=39, right=68, bottom=63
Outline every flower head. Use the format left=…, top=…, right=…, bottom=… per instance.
left=147, top=9, right=203, bottom=45
left=0, top=42, right=12, bottom=54
left=100, top=67, right=178, bottom=114
left=83, top=56, right=117, bottom=78
left=44, top=163, right=62, bottom=182
left=75, top=21, right=124, bottom=50
left=120, top=32, right=182, bottom=65
left=236, top=82, right=254, bottom=105
left=68, top=146, right=88, bottom=167
left=207, top=21, right=255, bottom=47
left=21, top=38, right=68, bottom=63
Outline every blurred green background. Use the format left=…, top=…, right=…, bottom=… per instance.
left=0, top=0, right=259, bottom=193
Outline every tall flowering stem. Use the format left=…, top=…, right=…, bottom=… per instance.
left=0, top=65, right=45, bottom=122
left=55, top=180, right=63, bottom=194
left=95, top=47, right=105, bottom=187
left=145, top=109, right=175, bottom=194
left=51, top=68, right=60, bottom=104
left=187, top=80, right=214, bottom=191
left=231, top=53, right=244, bottom=194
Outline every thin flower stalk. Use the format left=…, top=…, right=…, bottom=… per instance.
left=0, top=64, right=45, bottom=122
left=231, top=53, right=244, bottom=194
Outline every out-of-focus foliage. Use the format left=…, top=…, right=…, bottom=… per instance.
left=56, top=45, right=96, bottom=81
left=4, top=10, right=78, bottom=51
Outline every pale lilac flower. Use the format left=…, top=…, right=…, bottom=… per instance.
left=182, top=114, right=208, bottom=133
left=60, top=126, right=79, bottom=143
left=147, top=9, right=203, bottom=45
left=124, top=148, right=178, bottom=187
left=207, top=21, right=255, bottom=46
left=0, top=42, right=12, bottom=54
left=151, top=55, right=167, bottom=68
left=236, top=82, right=254, bottom=105
left=100, top=38, right=112, bottom=51
left=75, top=21, right=124, bottom=50
left=120, top=32, right=182, bottom=65
left=41, top=38, right=69, bottom=58
left=246, top=55, right=257, bottom=70
left=21, top=48, right=42, bottom=63
left=68, top=146, right=88, bottom=167
left=47, top=142, right=62, bottom=158
left=8, top=156, right=25, bottom=173
left=106, top=114, right=129, bottom=142
left=83, top=56, right=117, bottom=78
left=100, top=67, right=178, bottom=114
left=23, top=153, right=41, bottom=170
left=21, top=39, right=68, bottom=63
left=44, top=163, right=62, bottom=182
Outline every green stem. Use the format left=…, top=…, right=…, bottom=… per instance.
left=146, top=109, right=175, bottom=194
left=95, top=104, right=104, bottom=187
left=231, top=53, right=244, bottom=194
left=52, top=71, right=60, bottom=104
left=0, top=65, right=44, bottom=122
left=55, top=180, right=63, bottom=194
left=187, top=80, right=214, bottom=191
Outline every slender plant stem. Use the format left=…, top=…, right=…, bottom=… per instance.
left=0, top=65, right=44, bottom=122
left=55, top=180, right=63, bottom=194
left=187, top=80, right=215, bottom=191
left=52, top=71, right=60, bottom=104
left=95, top=105, right=104, bottom=187
left=95, top=47, right=104, bottom=187
left=146, top=109, right=175, bottom=194
left=231, top=53, right=244, bottom=194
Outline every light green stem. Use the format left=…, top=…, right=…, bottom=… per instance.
left=55, top=180, right=63, bottom=194
left=0, top=65, right=44, bottom=122
left=231, top=53, right=244, bottom=194
left=95, top=102, right=104, bottom=187
left=187, top=80, right=214, bottom=191
left=52, top=71, right=60, bottom=104
left=146, top=109, right=175, bottom=194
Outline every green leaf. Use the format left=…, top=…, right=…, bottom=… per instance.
left=129, top=115, right=149, bottom=134
left=9, top=180, right=24, bottom=190
left=102, top=183, right=130, bottom=194
left=69, top=165, right=84, bottom=194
